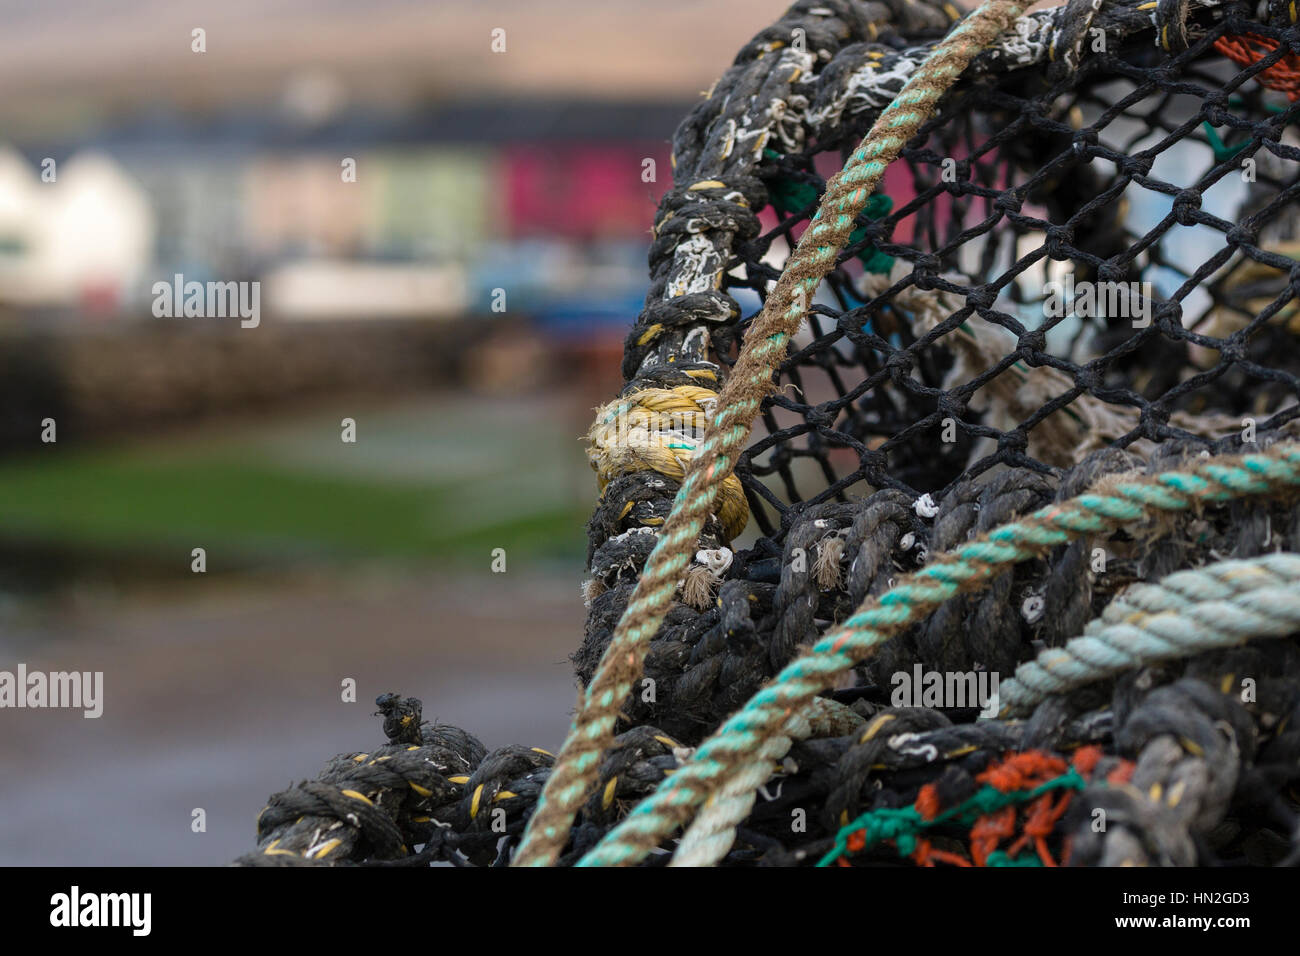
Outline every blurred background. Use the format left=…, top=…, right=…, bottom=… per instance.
left=0, top=0, right=790, bottom=864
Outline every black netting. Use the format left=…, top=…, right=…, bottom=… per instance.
left=719, top=15, right=1300, bottom=543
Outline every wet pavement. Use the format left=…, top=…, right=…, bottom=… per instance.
left=0, top=570, right=582, bottom=865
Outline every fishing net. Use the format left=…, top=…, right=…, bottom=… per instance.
left=240, top=0, right=1300, bottom=867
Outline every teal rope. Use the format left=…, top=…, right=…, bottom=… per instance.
left=995, top=552, right=1300, bottom=717
left=765, top=149, right=895, bottom=275
left=577, top=442, right=1300, bottom=866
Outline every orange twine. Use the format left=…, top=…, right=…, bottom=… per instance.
left=1215, top=34, right=1300, bottom=101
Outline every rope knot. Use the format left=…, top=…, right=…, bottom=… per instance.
left=587, top=386, right=749, bottom=540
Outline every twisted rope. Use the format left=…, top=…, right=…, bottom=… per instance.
left=587, top=385, right=749, bottom=540
left=670, top=712, right=808, bottom=867
left=670, top=694, right=868, bottom=866
left=513, top=0, right=1035, bottom=869
left=996, top=552, right=1300, bottom=717
left=576, top=442, right=1300, bottom=866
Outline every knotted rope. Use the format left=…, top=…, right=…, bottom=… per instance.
left=587, top=385, right=749, bottom=541
left=512, top=0, right=1034, bottom=867
left=578, top=441, right=1300, bottom=866
left=997, top=552, right=1300, bottom=717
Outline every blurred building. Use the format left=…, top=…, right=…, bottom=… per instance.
left=0, top=148, right=154, bottom=315
left=3, top=100, right=680, bottom=330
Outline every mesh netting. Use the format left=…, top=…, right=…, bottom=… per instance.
left=726, top=17, right=1300, bottom=542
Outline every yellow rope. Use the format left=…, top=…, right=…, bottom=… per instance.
left=587, top=385, right=749, bottom=541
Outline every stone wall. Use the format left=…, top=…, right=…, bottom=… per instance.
left=0, top=317, right=493, bottom=450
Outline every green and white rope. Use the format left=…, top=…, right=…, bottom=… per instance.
left=670, top=695, right=866, bottom=866
left=994, top=551, right=1300, bottom=718
left=576, top=442, right=1300, bottom=866
left=511, top=0, right=1033, bottom=867
left=676, top=551, right=1300, bottom=866
left=669, top=730, right=793, bottom=867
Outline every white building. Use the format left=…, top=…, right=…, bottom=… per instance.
left=0, top=148, right=155, bottom=313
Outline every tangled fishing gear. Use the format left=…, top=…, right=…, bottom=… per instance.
left=239, top=0, right=1300, bottom=867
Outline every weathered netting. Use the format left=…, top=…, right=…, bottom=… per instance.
left=239, top=0, right=1300, bottom=867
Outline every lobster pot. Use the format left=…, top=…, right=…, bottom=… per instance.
left=584, top=0, right=1300, bottom=736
